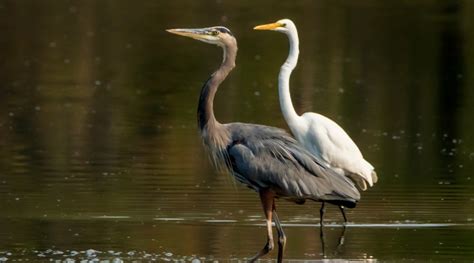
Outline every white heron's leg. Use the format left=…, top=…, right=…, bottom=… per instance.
left=319, top=202, right=327, bottom=257
left=272, top=204, right=286, bottom=263
left=339, top=206, right=348, bottom=223
left=319, top=202, right=326, bottom=226
left=319, top=222, right=326, bottom=258
left=249, top=189, right=275, bottom=262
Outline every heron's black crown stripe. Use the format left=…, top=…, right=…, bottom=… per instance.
left=215, top=26, right=233, bottom=36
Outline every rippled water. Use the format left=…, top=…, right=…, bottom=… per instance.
left=1, top=0, right=474, bottom=262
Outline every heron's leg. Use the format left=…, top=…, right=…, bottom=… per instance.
left=319, top=220, right=326, bottom=258
left=319, top=202, right=326, bottom=227
left=339, top=206, right=347, bottom=223
left=272, top=204, right=286, bottom=263
left=249, top=189, right=274, bottom=263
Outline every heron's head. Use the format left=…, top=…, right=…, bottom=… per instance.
left=166, top=26, right=235, bottom=47
left=253, top=18, right=296, bottom=34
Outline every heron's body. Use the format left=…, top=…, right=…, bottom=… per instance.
left=255, top=19, right=378, bottom=191
left=215, top=122, right=359, bottom=207
left=167, top=25, right=359, bottom=262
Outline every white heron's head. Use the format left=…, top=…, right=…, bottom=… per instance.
left=253, top=18, right=296, bottom=34
left=166, top=26, right=235, bottom=47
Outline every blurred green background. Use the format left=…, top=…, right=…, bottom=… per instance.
left=0, top=0, right=473, bottom=261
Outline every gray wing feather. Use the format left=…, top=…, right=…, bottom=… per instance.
left=225, top=123, right=360, bottom=203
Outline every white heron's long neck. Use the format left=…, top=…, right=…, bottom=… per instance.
left=279, top=28, right=301, bottom=129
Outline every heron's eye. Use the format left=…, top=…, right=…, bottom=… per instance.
left=211, top=30, right=219, bottom=36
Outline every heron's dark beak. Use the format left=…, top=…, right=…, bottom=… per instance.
left=166, top=28, right=210, bottom=41
left=253, top=22, right=284, bottom=30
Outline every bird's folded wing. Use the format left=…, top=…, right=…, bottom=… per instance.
left=227, top=137, right=360, bottom=202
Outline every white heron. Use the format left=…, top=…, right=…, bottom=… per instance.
left=254, top=19, right=378, bottom=223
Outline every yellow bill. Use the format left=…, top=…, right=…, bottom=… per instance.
left=253, top=22, right=284, bottom=30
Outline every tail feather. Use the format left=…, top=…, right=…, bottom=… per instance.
left=372, top=170, right=378, bottom=184
left=348, top=173, right=368, bottom=191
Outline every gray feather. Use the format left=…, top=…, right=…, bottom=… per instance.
left=224, top=123, right=360, bottom=204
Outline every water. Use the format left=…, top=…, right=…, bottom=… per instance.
left=1, top=0, right=474, bottom=262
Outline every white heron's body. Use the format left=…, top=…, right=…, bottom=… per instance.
left=257, top=19, right=377, bottom=190
left=293, top=112, right=376, bottom=190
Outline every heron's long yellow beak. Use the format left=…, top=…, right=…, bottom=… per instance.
left=253, top=22, right=284, bottom=30
left=166, top=28, right=206, bottom=40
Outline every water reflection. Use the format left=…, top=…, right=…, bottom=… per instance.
left=1, top=0, right=474, bottom=262
left=1, top=218, right=473, bottom=262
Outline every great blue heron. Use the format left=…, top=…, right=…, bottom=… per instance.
left=254, top=19, right=378, bottom=224
left=167, top=25, right=360, bottom=262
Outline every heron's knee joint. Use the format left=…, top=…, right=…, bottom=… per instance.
left=265, top=240, right=274, bottom=252
left=278, top=235, right=286, bottom=246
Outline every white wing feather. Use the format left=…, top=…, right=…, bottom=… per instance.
left=294, top=112, right=375, bottom=190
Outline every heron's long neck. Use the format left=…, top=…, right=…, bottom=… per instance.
left=198, top=42, right=236, bottom=147
left=279, top=28, right=301, bottom=129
